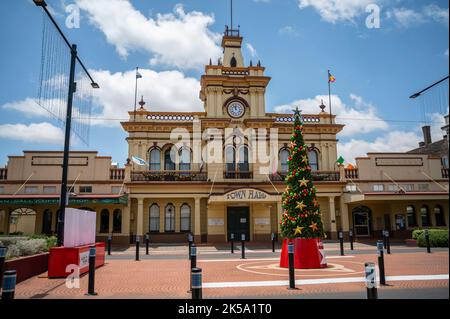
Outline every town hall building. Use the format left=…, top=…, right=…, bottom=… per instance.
left=0, top=26, right=448, bottom=244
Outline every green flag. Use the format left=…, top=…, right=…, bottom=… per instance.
left=336, top=156, right=345, bottom=165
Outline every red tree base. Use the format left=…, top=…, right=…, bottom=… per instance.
left=279, top=238, right=327, bottom=269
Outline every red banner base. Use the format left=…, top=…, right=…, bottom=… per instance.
left=279, top=238, right=327, bottom=269
left=48, top=242, right=105, bottom=278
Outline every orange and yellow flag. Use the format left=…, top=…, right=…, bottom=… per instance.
left=328, top=72, right=336, bottom=83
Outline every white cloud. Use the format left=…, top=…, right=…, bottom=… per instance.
left=298, top=0, right=381, bottom=24
left=0, top=122, right=65, bottom=145
left=423, top=4, right=449, bottom=25
left=75, top=0, right=222, bottom=70
left=427, top=112, right=446, bottom=142
left=87, top=68, right=203, bottom=126
left=386, top=8, right=425, bottom=27
left=2, top=68, right=203, bottom=128
left=337, top=130, right=421, bottom=164
left=274, top=94, right=389, bottom=136
left=246, top=43, right=258, bottom=58
left=2, top=98, right=52, bottom=118
left=387, top=4, right=449, bottom=28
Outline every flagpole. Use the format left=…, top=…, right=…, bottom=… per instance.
left=328, top=69, right=332, bottom=124
left=134, top=67, right=139, bottom=122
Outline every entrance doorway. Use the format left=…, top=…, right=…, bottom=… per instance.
left=352, top=206, right=372, bottom=237
left=227, top=207, right=250, bottom=242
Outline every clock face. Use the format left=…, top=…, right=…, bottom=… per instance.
left=227, top=101, right=245, bottom=118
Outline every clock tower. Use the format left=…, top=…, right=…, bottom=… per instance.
left=199, top=26, right=271, bottom=120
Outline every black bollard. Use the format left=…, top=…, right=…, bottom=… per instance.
left=241, top=234, right=246, bottom=259
left=288, top=242, right=296, bottom=289
left=135, top=235, right=140, bottom=261
left=365, top=262, right=378, bottom=299
left=425, top=229, right=431, bottom=253
left=0, top=246, right=7, bottom=292
left=271, top=233, right=276, bottom=253
left=230, top=233, right=235, bottom=254
left=107, top=235, right=112, bottom=256
left=339, top=231, right=345, bottom=256
left=349, top=230, right=354, bottom=250
left=377, top=240, right=386, bottom=285
left=383, top=230, right=387, bottom=249
left=145, top=234, right=150, bottom=255
left=385, top=230, right=391, bottom=254
left=188, top=244, right=197, bottom=293
left=191, top=268, right=202, bottom=300
left=86, top=246, right=97, bottom=296
left=1, top=270, right=16, bottom=300
left=188, top=233, right=193, bottom=260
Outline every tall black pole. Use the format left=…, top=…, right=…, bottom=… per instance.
left=134, top=67, right=138, bottom=122
left=57, top=44, right=77, bottom=247
left=328, top=70, right=332, bottom=123
left=230, top=0, right=233, bottom=30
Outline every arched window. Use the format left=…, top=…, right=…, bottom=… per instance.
left=100, top=209, right=110, bottom=233
left=180, top=204, right=191, bottom=232
left=434, top=205, right=446, bottom=226
left=308, top=150, right=319, bottom=171
left=112, top=209, right=122, bottom=233
left=165, top=204, right=175, bottom=232
left=55, top=209, right=60, bottom=234
left=179, top=148, right=191, bottom=171
left=420, top=205, right=430, bottom=227
left=406, top=205, right=417, bottom=227
left=237, top=146, right=249, bottom=173
left=280, top=149, right=290, bottom=173
left=0, top=210, right=6, bottom=233
left=230, top=56, right=237, bottom=68
left=150, top=148, right=161, bottom=171
left=164, top=148, right=176, bottom=171
left=149, top=204, right=160, bottom=232
left=42, top=209, right=52, bottom=235
left=225, top=146, right=235, bottom=176
left=9, top=208, right=36, bottom=235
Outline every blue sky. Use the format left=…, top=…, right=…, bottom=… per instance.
left=0, top=0, right=448, bottom=166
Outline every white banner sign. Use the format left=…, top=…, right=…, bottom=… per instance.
left=64, top=208, right=96, bottom=248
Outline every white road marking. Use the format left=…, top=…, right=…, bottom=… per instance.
left=203, top=274, right=449, bottom=288
left=199, top=256, right=355, bottom=263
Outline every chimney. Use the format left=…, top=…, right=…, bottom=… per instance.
left=422, top=126, right=432, bottom=146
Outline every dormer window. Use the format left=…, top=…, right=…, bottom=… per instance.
left=230, top=56, right=237, bottom=67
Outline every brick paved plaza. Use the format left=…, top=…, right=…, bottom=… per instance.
left=14, top=243, right=449, bottom=299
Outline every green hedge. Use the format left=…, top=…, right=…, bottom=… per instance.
left=0, top=235, right=57, bottom=260
left=412, top=229, right=449, bottom=248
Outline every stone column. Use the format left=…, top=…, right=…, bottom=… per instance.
left=175, top=204, right=180, bottom=233
left=194, top=197, right=201, bottom=242
left=137, top=198, right=144, bottom=237
left=108, top=208, right=113, bottom=234
left=339, top=197, right=350, bottom=234
left=122, top=204, right=130, bottom=236
left=329, top=196, right=337, bottom=239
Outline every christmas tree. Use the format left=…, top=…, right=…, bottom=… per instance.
left=280, top=107, right=325, bottom=239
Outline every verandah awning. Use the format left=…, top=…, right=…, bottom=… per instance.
left=0, top=194, right=128, bottom=206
